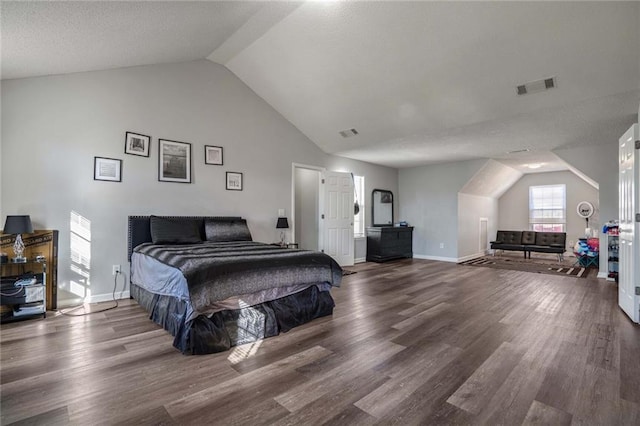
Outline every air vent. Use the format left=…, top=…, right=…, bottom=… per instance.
left=339, top=128, right=359, bottom=138
left=506, top=148, right=530, bottom=154
left=516, top=77, right=556, bottom=96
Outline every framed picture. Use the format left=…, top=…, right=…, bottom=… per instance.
left=204, top=145, right=223, bottom=165
left=159, top=139, right=191, bottom=183
left=226, top=172, right=243, bottom=191
left=94, top=157, right=122, bottom=182
left=124, top=131, right=151, bottom=157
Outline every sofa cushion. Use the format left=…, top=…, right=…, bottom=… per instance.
left=494, top=231, right=523, bottom=245
left=535, top=232, right=566, bottom=247
left=521, top=231, right=536, bottom=245
left=491, top=243, right=525, bottom=251
left=526, top=244, right=566, bottom=254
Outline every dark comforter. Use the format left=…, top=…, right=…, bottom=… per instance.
left=134, top=241, right=342, bottom=314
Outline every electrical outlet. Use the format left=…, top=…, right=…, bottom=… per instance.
left=440, top=243, right=444, bottom=249
left=112, top=265, right=121, bottom=275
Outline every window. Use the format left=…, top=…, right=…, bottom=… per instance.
left=529, top=184, right=566, bottom=232
left=354, top=175, right=365, bottom=237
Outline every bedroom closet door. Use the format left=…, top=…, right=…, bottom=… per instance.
left=618, top=123, right=639, bottom=323
left=321, top=171, right=354, bottom=266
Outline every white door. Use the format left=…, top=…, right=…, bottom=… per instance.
left=322, top=171, right=354, bottom=266
left=618, top=123, right=639, bottom=323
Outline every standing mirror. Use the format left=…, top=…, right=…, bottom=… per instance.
left=372, top=189, right=394, bottom=226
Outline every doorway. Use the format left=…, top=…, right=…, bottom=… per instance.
left=479, top=218, right=489, bottom=255
left=292, top=164, right=355, bottom=266
left=292, top=164, right=322, bottom=250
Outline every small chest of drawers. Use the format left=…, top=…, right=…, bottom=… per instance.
left=366, top=226, right=413, bottom=262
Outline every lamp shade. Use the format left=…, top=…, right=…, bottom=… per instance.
left=276, top=217, right=289, bottom=229
left=3, top=215, right=33, bottom=235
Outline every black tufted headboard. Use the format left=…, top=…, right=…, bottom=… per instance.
left=127, top=215, right=242, bottom=261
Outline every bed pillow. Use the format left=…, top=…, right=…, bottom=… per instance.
left=150, top=216, right=202, bottom=244
left=205, top=219, right=252, bottom=242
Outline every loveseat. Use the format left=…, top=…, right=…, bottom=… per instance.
left=490, top=230, right=566, bottom=261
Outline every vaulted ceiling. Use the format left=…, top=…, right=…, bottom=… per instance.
left=2, top=1, right=639, bottom=172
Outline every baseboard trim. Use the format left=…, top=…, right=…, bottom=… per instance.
left=355, top=257, right=366, bottom=264
left=457, top=252, right=486, bottom=263
left=87, top=291, right=130, bottom=303
left=597, top=272, right=608, bottom=279
left=56, top=290, right=131, bottom=309
left=413, top=254, right=459, bottom=263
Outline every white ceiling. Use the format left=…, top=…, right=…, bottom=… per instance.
left=0, top=1, right=265, bottom=79
left=2, top=1, right=639, bottom=173
left=459, top=159, right=523, bottom=199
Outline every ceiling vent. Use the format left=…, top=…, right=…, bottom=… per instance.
left=516, top=77, right=556, bottom=96
left=339, top=128, right=359, bottom=138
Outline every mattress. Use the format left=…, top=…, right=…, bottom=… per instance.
left=131, top=241, right=340, bottom=321
left=127, top=216, right=341, bottom=354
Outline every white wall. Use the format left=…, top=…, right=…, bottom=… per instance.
left=398, top=159, right=487, bottom=260
left=1, top=60, right=398, bottom=306
left=458, top=193, right=498, bottom=260
left=399, top=148, right=622, bottom=265
left=326, top=156, right=399, bottom=230
left=327, top=156, right=398, bottom=262
left=553, top=143, right=620, bottom=272
left=498, top=171, right=600, bottom=252
left=354, top=237, right=366, bottom=263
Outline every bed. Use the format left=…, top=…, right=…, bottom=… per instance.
left=128, top=215, right=342, bottom=354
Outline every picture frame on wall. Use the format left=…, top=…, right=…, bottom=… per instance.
left=204, top=145, right=223, bottom=165
left=124, top=131, right=151, bottom=157
left=94, top=157, right=122, bottom=182
left=226, top=172, right=243, bottom=191
left=159, top=139, right=191, bottom=183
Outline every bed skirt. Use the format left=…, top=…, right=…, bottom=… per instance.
left=131, top=283, right=335, bottom=355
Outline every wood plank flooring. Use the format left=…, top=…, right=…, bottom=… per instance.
left=1, top=259, right=639, bottom=425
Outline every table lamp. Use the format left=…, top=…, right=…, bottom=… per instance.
left=3, top=215, right=33, bottom=263
left=276, top=217, right=289, bottom=246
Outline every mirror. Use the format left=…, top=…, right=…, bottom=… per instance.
left=372, top=189, right=394, bottom=226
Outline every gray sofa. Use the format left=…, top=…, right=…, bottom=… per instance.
left=490, top=230, right=566, bottom=260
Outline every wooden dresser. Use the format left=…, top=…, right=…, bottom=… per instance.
left=366, top=226, right=413, bottom=262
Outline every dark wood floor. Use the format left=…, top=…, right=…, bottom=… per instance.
left=1, top=259, right=639, bottom=425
